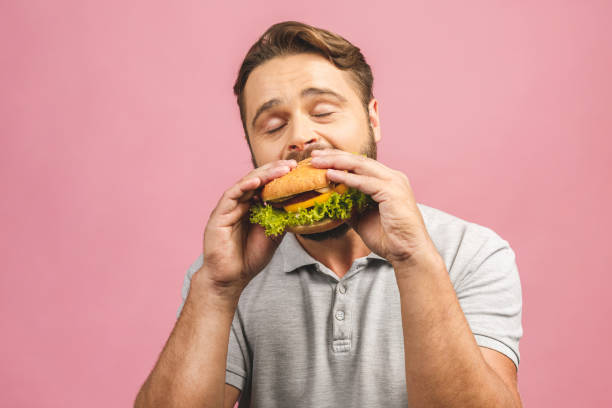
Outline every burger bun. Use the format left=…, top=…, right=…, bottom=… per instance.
left=288, top=217, right=346, bottom=235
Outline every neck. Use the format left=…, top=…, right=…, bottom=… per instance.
left=295, top=226, right=371, bottom=279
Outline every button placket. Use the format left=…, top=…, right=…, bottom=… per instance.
left=332, top=280, right=351, bottom=352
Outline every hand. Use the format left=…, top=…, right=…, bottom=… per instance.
left=310, top=149, right=440, bottom=267
left=197, top=159, right=297, bottom=299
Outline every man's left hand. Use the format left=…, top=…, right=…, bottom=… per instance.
left=310, top=149, right=441, bottom=269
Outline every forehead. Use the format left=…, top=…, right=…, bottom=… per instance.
left=243, top=53, right=359, bottom=118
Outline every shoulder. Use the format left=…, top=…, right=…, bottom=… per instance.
left=417, top=202, right=508, bottom=245
left=416, top=203, right=515, bottom=284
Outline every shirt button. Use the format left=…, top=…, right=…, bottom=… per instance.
left=338, top=284, right=346, bottom=294
left=335, top=310, right=345, bottom=321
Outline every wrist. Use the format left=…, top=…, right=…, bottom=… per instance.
left=392, top=245, right=446, bottom=280
left=188, top=268, right=244, bottom=313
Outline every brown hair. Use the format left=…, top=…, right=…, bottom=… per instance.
left=233, top=21, right=375, bottom=152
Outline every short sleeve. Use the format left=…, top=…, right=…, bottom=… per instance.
left=225, top=311, right=250, bottom=392
left=456, top=233, right=524, bottom=370
left=176, top=254, right=250, bottom=392
left=176, top=254, right=204, bottom=320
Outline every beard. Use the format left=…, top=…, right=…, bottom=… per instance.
left=298, top=123, right=377, bottom=242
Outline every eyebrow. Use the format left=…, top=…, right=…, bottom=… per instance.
left=251, top=87, right=348, bottom=129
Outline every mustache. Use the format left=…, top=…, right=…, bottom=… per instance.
left=285, top=143, right=333, bottom=162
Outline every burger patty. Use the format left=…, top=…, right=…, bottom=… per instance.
left=268, top=190, right=322, bottom=209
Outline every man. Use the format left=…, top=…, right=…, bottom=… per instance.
left=135, top=21, right=523, bottom=407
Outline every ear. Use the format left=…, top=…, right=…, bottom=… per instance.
left=368, top=99, right=381, bottom=143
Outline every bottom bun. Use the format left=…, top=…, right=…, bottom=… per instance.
left=288, top=218, right=347, bottom=235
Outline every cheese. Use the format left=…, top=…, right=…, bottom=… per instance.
left=284, top=192, right=332, bottom=212
left=334, top=184, right=348, bottom=195
left=283, top=185, right=349, bottom=212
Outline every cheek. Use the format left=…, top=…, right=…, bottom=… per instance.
left=252, top=142, right=283, bottom=165
left=323, top=118, right=366, bottom=150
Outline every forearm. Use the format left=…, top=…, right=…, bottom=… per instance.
left=394, top=253, right=519, bottom=408
left=135, top=269, right=238, bottom=408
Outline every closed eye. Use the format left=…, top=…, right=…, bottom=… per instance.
left=266, top=124, right=286, bottom=134
left=266, top=112, right=334, bottom=134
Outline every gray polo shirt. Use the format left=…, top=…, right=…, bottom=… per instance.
left=176, top=203, right=523, bottom=407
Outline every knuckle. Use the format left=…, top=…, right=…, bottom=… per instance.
left=355, top=155, right=367, bottom=164
left=395, top=169, right=408, bottom=181
left=222, top=186, right=235, bottom=199
left=274, top=159, right=294, bottom=167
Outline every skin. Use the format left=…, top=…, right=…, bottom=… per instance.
left=134, top=53, right=522, bottom=408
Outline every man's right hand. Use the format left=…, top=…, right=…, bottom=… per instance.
left=134, top=161, right=297, bottom=408
left=193, top=159, right=297, bottom=301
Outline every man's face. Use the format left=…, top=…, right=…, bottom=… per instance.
left=243, top=53, right=381, bottom=167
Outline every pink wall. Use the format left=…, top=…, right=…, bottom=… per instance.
left=2, top=1, right=610, bottom=406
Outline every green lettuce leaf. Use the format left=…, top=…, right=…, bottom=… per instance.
left=249, top=187, right=375, bottom=237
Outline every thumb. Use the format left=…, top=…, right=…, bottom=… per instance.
left=346, top=205, right=364, bottom=234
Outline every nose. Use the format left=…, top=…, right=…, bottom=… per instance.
left=287, top=122, right=318, bottom=151
left=289, top=136, right=318, bottom=151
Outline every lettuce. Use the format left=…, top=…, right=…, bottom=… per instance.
left=249, top=187, right=375, bottom=237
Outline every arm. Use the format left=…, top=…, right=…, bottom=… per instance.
left=394, top=253, right=522, bottom=408
left=134, top=159, right=298, bottom=408
left=134, top=270, right=239, bottom=408
left=309, top=149, right=522, bottom=408
left=480, top=347, right=523, bottom=407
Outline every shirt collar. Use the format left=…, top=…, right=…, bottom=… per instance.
left=278, top=232, right=389, bottom=273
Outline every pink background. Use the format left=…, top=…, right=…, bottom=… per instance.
left=2, top=1, right=611, bottom=406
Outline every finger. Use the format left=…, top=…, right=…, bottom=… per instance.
left=217, top=164, right=294, bottom=215
left=255, top=159, right=298, bottom=172
left=310, top=148, right=341, bottom=156
left=347, top=205, right=380, bottom=237
left=247, top=220, right=286, bottom=249
left=219, top=200, right=252, bottom=226
left=237, top=165, right=291, bottom=204
left=231, top=163, right=296, bottom=201
left=217, top=177, right=261, bottom=215
left=326, top=168, right=382, bottom=197
left=311, top=149, right=363, bottom=157
left=311, top=148, right=363, bottom=156
left=310, top=152, right=391, bottom=180
left=252, top=163, right=296, bottom=186
left=237, top=159, right=297, bottom=194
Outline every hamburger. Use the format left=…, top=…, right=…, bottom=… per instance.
left=249, top=157, right=374, bottom=236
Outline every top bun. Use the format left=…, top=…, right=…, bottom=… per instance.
left=262, top=157, right=329, bottom=201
